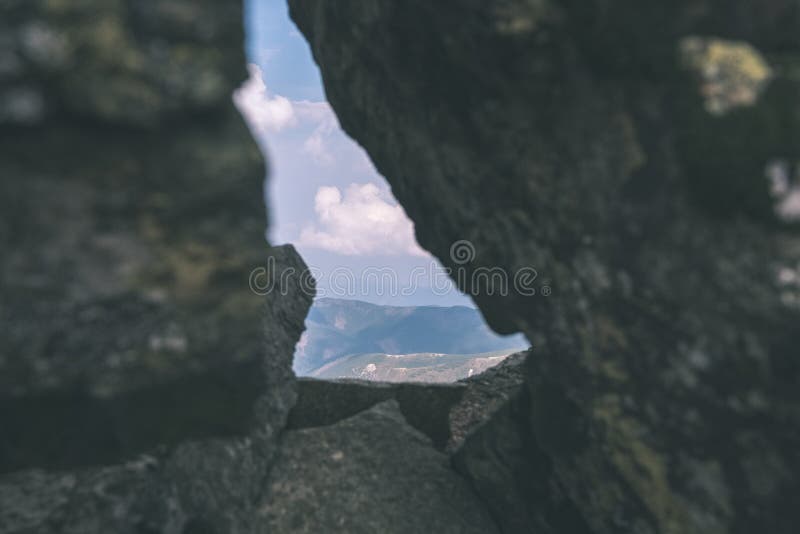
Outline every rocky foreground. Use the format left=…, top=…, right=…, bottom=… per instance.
left=2, top=1, right=799, bottom=533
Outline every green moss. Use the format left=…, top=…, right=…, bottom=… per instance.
left=593, top=395, right=690, bottom=534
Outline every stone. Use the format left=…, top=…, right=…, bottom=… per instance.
left=290, top=377, right=465, bottom=449
left=261, top=400, right=500, bottom=534
left=1, top=437, right=263, bottom=534
left=291, top=351, right=531, bottom=451
left=5, top=0, right=800, bottom=532
left=0, top=0, right=301, bottom=474
left=447, top=350, right=528, bottom=451
left=289, top=1, right=800, bottom=532
left=0, top=242, right=313, bottom=533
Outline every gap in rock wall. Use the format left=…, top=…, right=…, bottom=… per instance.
left=236, top=0, right=530, bottom=383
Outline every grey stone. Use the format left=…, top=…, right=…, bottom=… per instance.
left=0, top=242, right=312, bottom=533
left=6, top=0, right=800, bottom=532
left=0, top=86, right=44, bottom=124
left=0, top=0, right=310, bottom=474
left=290, top=377, right=465, bottom=449
left=291, top=352, right=533, bottom=453
left=448, top=349, right=529, bottom=451
left=1, top=439, right=260, bottom=534
left=261, top=400, right=500, bottom=534
left=289, top=1, right=800, bottom=532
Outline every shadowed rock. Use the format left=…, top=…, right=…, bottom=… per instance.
left=5, top=0, right=800, bottom=532
left=290, top=351, right=530, bottom=451
left=447, top=350, right=528, bottom=451
left=262, top=400, right=500, bottom=534
left=289, top=1, right=800, bottom=532
left=0, top=244, right=313, bottom=534
left=290, top=377, right=466, bottom=449
left=0, top=0, right=305, bottom=473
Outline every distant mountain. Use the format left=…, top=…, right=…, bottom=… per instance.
left=293, top=298, right=528, bottom=375
left=308, top=349, right=520, bottom=383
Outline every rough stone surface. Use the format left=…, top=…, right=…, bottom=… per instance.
left=290, top=377, right=466, bottom=449
left=0, top=4, right=314, bottom=532
left=0, top=245, right=312, bottom=534
left=291, top=352, right=530, bottom=451
left=261, top=400, right=500, bottom=534
left=6, top=0, right=800, bottom=532
left=0, top=0, right=280, bottom=472
left=290, top=1, right=800, bottom=532
left=452, top=351, right=592, bottom=534
left=0, top=2, right=499, bottom=532
left=0, top=0, right=245, bottom=127
left=448, top=349, right=528, bottom=451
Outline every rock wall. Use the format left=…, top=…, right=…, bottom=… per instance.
left=0, top=0, right=279, bottom=472
left=0, top=1, right=323, bottom=530
left=0, top=2, right=505, bottom=533
left=289, top=1, right=800, bottom=533
left=4, top=0, right=799, bottom=532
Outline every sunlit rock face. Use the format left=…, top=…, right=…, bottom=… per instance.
left=290, top=1, right=800, bottom=532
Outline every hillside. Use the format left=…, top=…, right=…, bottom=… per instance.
left=293, top=298, right=528, bottom=374
left=308, top=349, right=520, bottom=383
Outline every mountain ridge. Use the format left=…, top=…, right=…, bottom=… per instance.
left=294, top=298, right=528, bottom=375
left=307, top=348, right=521, bottom=383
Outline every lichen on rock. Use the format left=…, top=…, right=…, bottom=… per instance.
left=680, top=36, right=773, bottom=116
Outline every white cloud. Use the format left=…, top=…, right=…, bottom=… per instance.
left=293, top=99, right=339, bottom=164
left=234, top=65, right=422, bottom=259
left=303, top=117, right=337, bottom=165
left=294, top=99, right=334, bottom=123
left=234, top=64, right=340, bottom=164
left=233, top=64, right=296, bottom=132
left=298, top=183, right=426, bottom=256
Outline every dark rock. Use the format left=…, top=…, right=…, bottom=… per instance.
left=262, top=400, right=500, bottom=534
left=0, top=0, right=309, bottom=475
left=290, top=377, right=466, bottom=449
left=0, top=1, right=321, bottom=529
left=0, top=244, right=313, bottom=533
left=453, top=351, right=594, bottom=534
left=452, top=384, right=555, bottom=534
left=1, top=439, right=264, bottom=533
left=0, top=0, right=245, bottom=127
left=6, top=0, right=800, bottom=532
left=290, top=1, right=800, bottom=532
left=291, top=352, right=529, bottom=452
left=448, top=349, right=529, bottom=451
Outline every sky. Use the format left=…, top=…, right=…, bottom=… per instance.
left=236, top=0, right=472, bottom=307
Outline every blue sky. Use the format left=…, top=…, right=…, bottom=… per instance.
left=237, top=0, right=472, bottom=307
